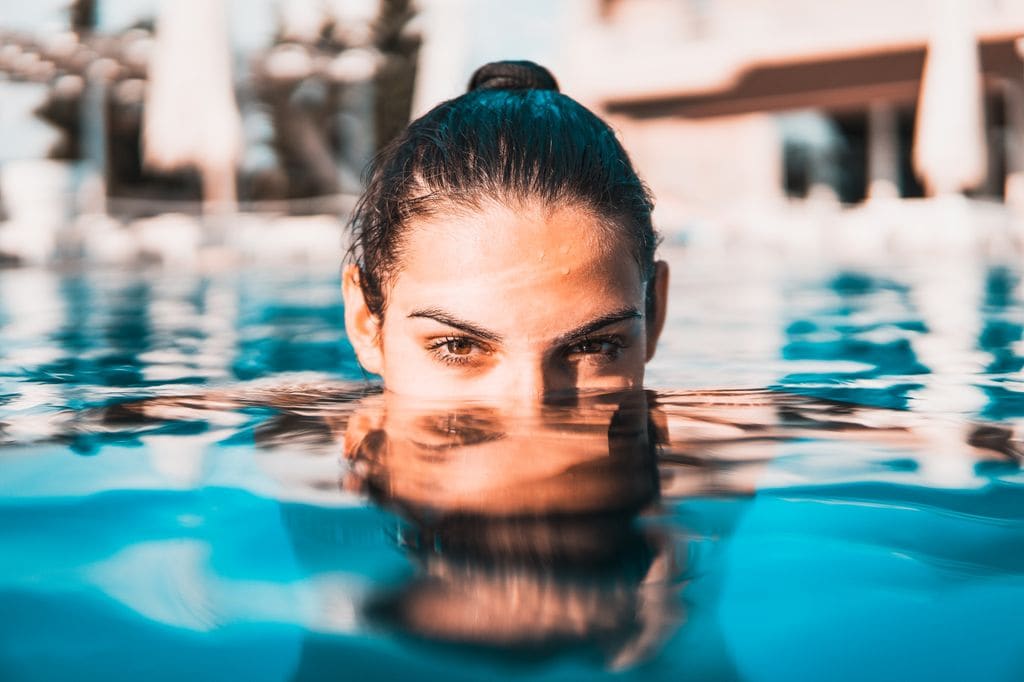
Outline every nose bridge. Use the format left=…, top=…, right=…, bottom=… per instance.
left=484, top=348, right=551, bottom=413
left=501, top=349, right=576, bottom=408
left=510, top=352, right=548, bottom=401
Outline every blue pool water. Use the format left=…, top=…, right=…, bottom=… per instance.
left=2, top=245, right=1024, bottom=681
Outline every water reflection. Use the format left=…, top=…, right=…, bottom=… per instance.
left=341, top=391, right=676, bottom=669
left=6, top=261, right=1024, bottom=677
left=978, top=266, right=1024, bottom=420
left=4, top=379, right=1024, bottom=678
left=779, top=270, right=929, bottom=409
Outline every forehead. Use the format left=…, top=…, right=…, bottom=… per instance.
left=387, top=202, right=643, bottom=328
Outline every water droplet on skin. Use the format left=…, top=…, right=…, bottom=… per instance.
left=561, top=267, right=570, bottom=275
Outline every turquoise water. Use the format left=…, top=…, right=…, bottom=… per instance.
left=2, top=248, right=1024, bottom=681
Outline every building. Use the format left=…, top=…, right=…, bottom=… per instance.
left=558, top=0, right=1024, bottom=227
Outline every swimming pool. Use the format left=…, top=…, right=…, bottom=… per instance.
left=2, top=242, right=1023, bottom=681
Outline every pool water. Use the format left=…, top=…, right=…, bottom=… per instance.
left=2, top=244, right=1024, bottom=681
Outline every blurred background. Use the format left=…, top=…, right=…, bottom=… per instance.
left=9, top=7, right=1024, bottom=679
left=1, top=0, right=1024, bottom=265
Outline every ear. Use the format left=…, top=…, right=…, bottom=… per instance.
left=342, top=264, right=384, bottom=375
left=645, top=260, right=670, bottom=362
left=338, top=392, right=386, bottom=493
left=342, top=400, right=385, bottom=461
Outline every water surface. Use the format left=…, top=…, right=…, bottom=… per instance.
left=2, top=247, right=1024, bottom=681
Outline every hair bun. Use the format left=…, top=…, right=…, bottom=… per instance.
left=467, top=60, right=560, bottom=93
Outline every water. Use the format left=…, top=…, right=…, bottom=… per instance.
left=3, top=246, right=1024, bottom=681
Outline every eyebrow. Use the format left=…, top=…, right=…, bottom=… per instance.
left=407, top=308, right=503, bottom=341
left=406, top=306, right=642, bottom=345
left=552, top=307, right=642, bottom=346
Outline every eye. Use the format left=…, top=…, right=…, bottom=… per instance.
left=566, top=336, right=626, bottom=360
left=426, top=336, right=490, bottom=366
left=573, top=339, right=612, bottom=354
left=445, top=338, right=473, bottom=355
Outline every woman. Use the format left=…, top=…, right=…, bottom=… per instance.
left=342, top=60, right=670, bottom=400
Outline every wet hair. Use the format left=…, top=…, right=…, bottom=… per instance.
left=347, top=59, right=658, bottom=317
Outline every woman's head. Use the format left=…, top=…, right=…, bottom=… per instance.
left=343, top=60, right=669, bottom=399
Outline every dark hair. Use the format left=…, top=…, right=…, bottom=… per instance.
left=347, top=59, right=658, bottom=317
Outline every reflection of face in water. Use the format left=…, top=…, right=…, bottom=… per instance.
left=343, top=391, right=680, bottom=669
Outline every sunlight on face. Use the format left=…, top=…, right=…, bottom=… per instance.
left=386, top=202, right=653, bottom=398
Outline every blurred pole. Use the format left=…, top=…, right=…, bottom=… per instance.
left=143, top=0, right=242, bottom=213
left=1006, top=40, right=1024, bottom=215
left=912, top=0, right=987, bottom=197
left=69, top=0, right=97, bottom=36
left=81, top=60, right=114, bottom=215
left=410, top=0, right=469, bottom=118
left=332, top=50, right=379, bottom=194
left=867, top=101, right=900, bottom=201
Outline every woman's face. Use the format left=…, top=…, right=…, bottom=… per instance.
left=343, top=201, right=668, bottom=400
